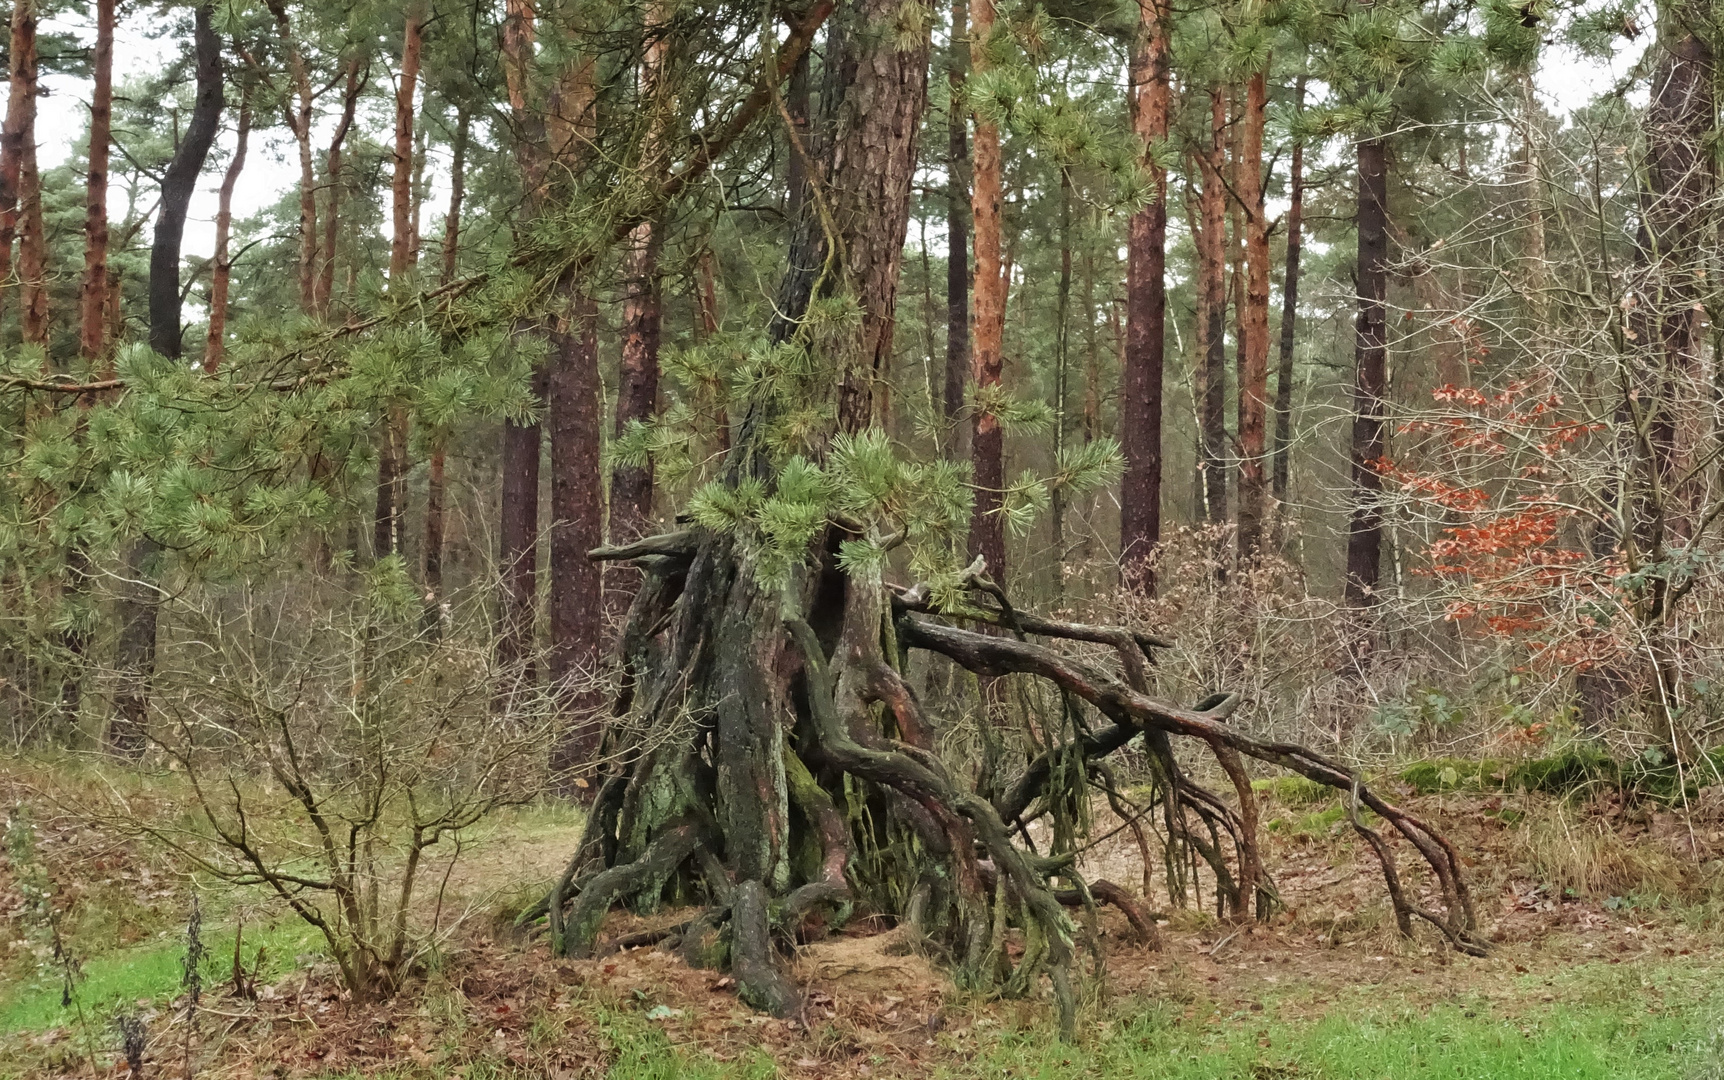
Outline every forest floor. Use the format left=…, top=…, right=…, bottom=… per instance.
left=3, top=755, right=1724, bottom=1079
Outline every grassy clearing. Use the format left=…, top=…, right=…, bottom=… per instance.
left=0, top=919, right=324, bottom=1035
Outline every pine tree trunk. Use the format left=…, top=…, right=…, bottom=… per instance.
left=1270, top=76, right=1304, bottom=509
left=78, top=0, right=114, bottom=362
left=967, top=0, right=1006, bottom=585
left=548, top=292, right=604, bottom=775
left=944, top=0, right=970, bottom=429
left=15, top=1, right=44, bottom=349
left=317, top=57, right=364, bottom=317
left=0, top=0, right=28, bottom=324
left=267, top=0, right=319, bottom=315
left=1343, top=135, right=1389, bottom=612
left=205, top=93, right=250, bottom=372
left=1235, top=70, right=1270, bottom=563
left=440, top=107, right=469, bottom=286
left=118, top=3, right=221, bottom=756
left=422, top=442, right=446, bottom=635
left=1197, top=90, right=1228, bottom=527
left=390, top=11, right=422, bottom=283
left=1120, top=0, right=1169, bottom=588
left=497, top=363, right=545, bottom=695
left=1051, top=170, right=1071, bottom=559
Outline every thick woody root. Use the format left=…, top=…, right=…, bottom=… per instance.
left=897, top=611, right=1487, bottom=956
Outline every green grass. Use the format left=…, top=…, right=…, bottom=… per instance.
left=0, top=919, right=324, bottom=1034
left=947, top=960, right=1722, bottom=1080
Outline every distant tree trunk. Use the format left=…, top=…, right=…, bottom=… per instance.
left=1344, top=135, right=1389, bottom=612
left=944, top=0, right=970, bottom=429
left=422, top=442, right=446, bottom=635
left=0, top=0, right=29, bottom=323
left=205, top=94, right=250, bottom=372
left=118, top=3, right=220, bottom=756
left=1196, top=89, right=1228, bottom=527
left=373, top=13, right=422, bottom=561
left=1271, top=76, right=1305, bottom=509
left=317, top=57, right=364, bottom=317
left=1120, top=0, right=1169, bottom=588
left=1051, top=170, right=1072, bottom=560
left=1235, top=69, right=1270, bottom=563
left=267, top=0, right=318, bottom=314
left=967, top=0, right=1006, bottom=585
left=390, top=11, right=422, bottom=282
left=15, top=0, right=44, bottom=349
left=440, top=106, right=469, bottom=285
left=148, top=5, right=222, bottom=359
left=78, top=0, right=114, bottom=362
left=496, top=0, right=545, bottom=694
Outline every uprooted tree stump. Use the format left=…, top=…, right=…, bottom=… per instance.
left=522, top=535, right=1487, bottom=1038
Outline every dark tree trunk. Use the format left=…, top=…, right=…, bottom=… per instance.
left=943, top=0, right=970, bottom=429
left=1271, top=76, right=1305, bottom=509
left=612, top=227, right=661, bottom=543
left=1051, top=170, right=1071, bottom=557
left=0, top=0, right=29, bottom=324
left=317, top=57, right=364, bottom=317
left=1235, top=70, right=1270, bottom=564
left=1197, top=90, right=1228, bottom=527
left=15, top=0, right=43, bottom=348
left=441, top=107, right=469, bottom=286
left=79, top=0, right=114, bottom=362
left=967, top=0, right=1006, bottom=585
left=205, top=92, right=250, bottom=372
left=548, top=291, right=605, bottom=777
left=497, top=365, right=545, bottom=693
left=1343, top=135, right=1389, bottom=612
left=1120, top=0, right=1169, bottom=588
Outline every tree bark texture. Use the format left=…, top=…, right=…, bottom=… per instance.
left=1235, top=71, right=1271, bottom=564
left=967, top=0, right=1006, bottom=584
left=79, top=0, right=115, bottom=362
left=1344, top=135, right=1389, bottom=611
left=441, top=107, right=470, bottom=286
left=390, top=11, right=423, bottom=282
left=944, top=0, right=970, bottom=428
left=148, top=4, right=223, bottom=360
left=1120, top=0, right=1169, bottom=587
left=267, top=0, right=319, bottom=315
left=549, top=292, right=605, bottom=774
left=318, top=57, right=365, bottom=316
left=14, top=0, right=44, bottom=348
left=0, top=0, right=29, bottom=325
left=205, top=92, right=251, bottom=372
left=1196, top=90, right=1228, bottom=526
left=1271, top=76, right=1305, bottom=508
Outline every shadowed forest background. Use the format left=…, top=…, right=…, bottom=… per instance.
left=3, top=0, right=1724, bottom=1075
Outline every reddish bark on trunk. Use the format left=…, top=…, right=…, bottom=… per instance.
left=390, top=11, right=422, bottom=282
left=1235, top=70, right=1271, bottom=563
left=1120, top=0, right=1169, bottom=588
left=79, top=0, right=114, bottom=361
left=14, top=0, right=44, bottom=348
left=967, top=0, right=1006, bottom=585
left=205, top=93, right=250, bottom=372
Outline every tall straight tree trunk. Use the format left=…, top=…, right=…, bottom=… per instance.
left=496, top=0, right=545, bottom=695
left=0, top=0, right=29, bottom=322
left=15, top=5, right=44, bottom=349
left=317, top=57, right=363, bottom=317
left=1196, top=90, right=1229, bottom=526
left=78, top=0, right=114, bottom=361
left=548, top=291, right=603, bottom=772
left=117, top=3, right=221, bottom=755
left=944, top=0, right=970, bottom=429
left=1120, top=0, right=1169, bottom=588
left=205, top=93, right=250, bottom=372
left=1271, top=76, right=1305, bottom=508
left=440, top=106, right=469, bottom=286
left=1235, top=69, right=1271, bottom=563
left=1051, top=170, right=1071, bottom=559
left=1343, top=134, right=1389, bottom=612
left=268, top=0, right=318, bottom=314
left=373, top=12, right=422, bottom=561
left=967, top=0, right=1006, bottom=585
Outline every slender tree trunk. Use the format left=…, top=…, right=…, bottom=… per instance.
left=267, top=0, right=318, bottom=314
left=390, top=10, right=422, bottom=282
left=944, top=0, right=970, bottom=430
left=1120, top=0, right=1169, bottom=588
left=118, top=3, right=221, bottom=755
left=967, top=0, right=1006, bottom=585
left=15, top=1, right=44, bottom=349
left=548, top=292, right=604, bottom=772
left=205, top=93, right=250, bottom=372
left=1235, top=69, right=1271, bottom=563
left=1197, top=91, right=1229, bottom=527
left=422, top=442, right=446, bottom=635
left=1051, top=170, right=1072, bottom=560
left=1344, top=135, right=1389, bottom=612
left=0, top=0, right=29, bottom=323
left=1271, top=76, right=1305, bottom=509
left=317, top=57, right=364, bottom=317
left=78, top=0, right=115, bottom=362
left=441, top=107, right=469, bottom=285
